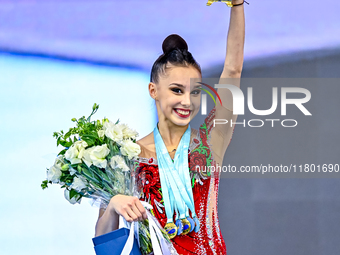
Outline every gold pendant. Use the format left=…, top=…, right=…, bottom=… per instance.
left=164, top=222, right=178, bottom=239
left=181, top=218, right=191, bottom=235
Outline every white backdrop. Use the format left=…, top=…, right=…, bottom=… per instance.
left=0, top=53, right=155, bottom=255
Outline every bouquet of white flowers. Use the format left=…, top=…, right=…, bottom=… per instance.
left=41, top=103, right=177, bottom=255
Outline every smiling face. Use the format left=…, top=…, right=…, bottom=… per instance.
left=149, top=65, right=202, bottom=127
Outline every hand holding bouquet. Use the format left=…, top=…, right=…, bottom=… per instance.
left=41, top=104, right=177, bottom=255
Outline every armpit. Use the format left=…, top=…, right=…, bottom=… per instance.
left=202, top=105, right=237, bottom=166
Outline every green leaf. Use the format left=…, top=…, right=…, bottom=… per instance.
left=90, top=182, right=102, bottom=190
left=59, top=140, right=73, bottom=147
left=84, top=132, right=98, bottom=139
left=58, top=149, right=66, bottom=156
left=64, top=130, right=72, bottom=140
left=82, top=167, right=101, bottom=184
left=77, top=165, right=83, bottom=173
left=93, top=167, right=111, bottom=183
left=41, top=180, right=49, bottom=190
left=81, top=137, right=94, bottom=146
left=69, top=189, right=79, bottom=200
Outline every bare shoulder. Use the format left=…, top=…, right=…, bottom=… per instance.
left=136, top=131, right=155, bottom=153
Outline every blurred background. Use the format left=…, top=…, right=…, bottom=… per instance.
left=0, top=0, right=339, bottom=255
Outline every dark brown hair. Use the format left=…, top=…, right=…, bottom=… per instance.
left=150, top=34, right=201, bottom=83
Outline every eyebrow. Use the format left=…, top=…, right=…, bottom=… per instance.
left=169, top=83, right=202, bottom=88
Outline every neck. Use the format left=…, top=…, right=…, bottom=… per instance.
left=157, top=120, right=189, bottom=149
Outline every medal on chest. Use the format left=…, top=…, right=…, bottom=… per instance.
left=154, top=124, right=200, bottom=239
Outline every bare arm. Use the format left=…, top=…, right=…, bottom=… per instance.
left=221, top=0, right=245, bottom=79
left=95, top=195, right=147, bottom=237
left=95, top=205, right=119, bottom=237
left=212, top=0, right=245, bottom=161
left=218, top=0, right=245, bottom=110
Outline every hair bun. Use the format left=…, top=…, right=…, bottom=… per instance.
left=162, top=34, right=188, bottom=54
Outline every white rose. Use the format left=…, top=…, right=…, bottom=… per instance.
left=90, top=144, right=110, bottom=168
left=71, top=177, right=87, bottom=192
left=121, top=124, right=139, bottom=140
left=110, top=155, right=130, bottom=171
left=82, top=144, right=110, bottom=168
left=82, top=147, right=94, bottom=168
left=64, top=189, right=81, bottom=205
left=103, top=121, right=124, bottom=143
left=65, top=146, right=78, bottom=163
left=98, top=130, right=105, bottom=138
left=65, top=140, right=88, bottom=165
left=47, top=164, right=62, bottom=184
left=120, top=139, right=141, bottom=160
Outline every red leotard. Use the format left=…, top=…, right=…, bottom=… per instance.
left=135, top=105, right=236, bottom=255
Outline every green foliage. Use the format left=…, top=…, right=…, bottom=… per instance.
left=52, top=103, right=114, bottom=152
left=81, top=132, right=99, bottom=147
left=69, top=189, right=80, bottom=200
left=41, top=180, right=50, bottom=189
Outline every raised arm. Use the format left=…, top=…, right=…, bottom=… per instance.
left=211, top=0, right=245, bottom=163
left=218, top=0, right=245, bottom=109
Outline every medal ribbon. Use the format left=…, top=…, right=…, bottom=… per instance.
left=154, top=124, right=198, bottom=226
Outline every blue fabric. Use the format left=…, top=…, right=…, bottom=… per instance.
left=92, top=228, right=142, bottom=255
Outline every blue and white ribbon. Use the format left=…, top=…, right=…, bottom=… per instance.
left=120, top=201, right=172, bottom=255
left=153, top=124, right=199, bottom=232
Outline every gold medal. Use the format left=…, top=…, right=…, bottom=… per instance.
left=181, top=218, right=191, bottom=235
left=206, top=0, right=233, bottom=7
left=164, top=222, right=178, bottom=239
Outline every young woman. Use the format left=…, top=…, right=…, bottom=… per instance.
left=95, top=1, right=245, bottom=254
